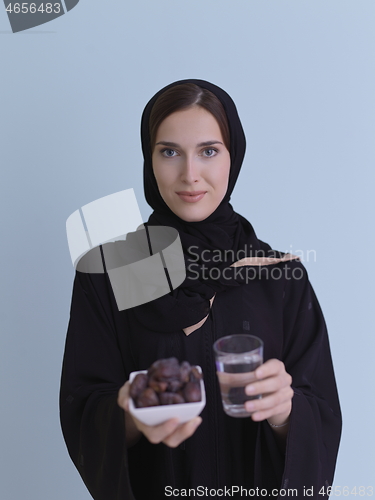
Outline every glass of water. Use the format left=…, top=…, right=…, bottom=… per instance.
left=213, top=334, right=263, bottom=418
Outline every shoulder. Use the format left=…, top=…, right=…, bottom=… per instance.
left=254, top=241, right=313, bottom=311
left=72, top=269, right=119, bottom=320
left=256, top=239, right=309, bottom=282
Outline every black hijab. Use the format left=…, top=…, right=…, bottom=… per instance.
left=132, top=79, right=270, bottom=332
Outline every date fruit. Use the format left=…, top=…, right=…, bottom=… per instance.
left=136, top=387, right=159, bottom=408
left=129, top=373, right=148, bottom=399
left=130, top=358, right=202, bottom=408
left=183, top=382, right=202, bottom=403
left=159, top=392, right=185, bottom=405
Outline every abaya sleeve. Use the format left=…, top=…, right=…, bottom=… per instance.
left=59, top=270, right=136, bottom=500
left=255, top=260, right=342, bottom=497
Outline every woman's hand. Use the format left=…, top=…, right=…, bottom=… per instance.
left=244, top=359, right=293, bottom=427
left=117, top=381, right=202, bottom=448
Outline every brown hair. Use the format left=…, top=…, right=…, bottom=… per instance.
left=149, top=83, right=230, bottom=153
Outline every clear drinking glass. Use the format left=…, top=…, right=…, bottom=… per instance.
left=213, top=334, right=263, bottom=418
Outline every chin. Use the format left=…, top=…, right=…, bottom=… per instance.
left=177, top=209, right=211, bottom=222
left=166, top=199, right=217, bottom=222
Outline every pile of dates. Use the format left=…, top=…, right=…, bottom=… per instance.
left=130, top=357, right=203, bottom=408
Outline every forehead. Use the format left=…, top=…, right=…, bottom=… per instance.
left=155, top=106, right=223, bottom=141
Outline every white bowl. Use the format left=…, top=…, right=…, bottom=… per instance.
left=128, top=365, right=206, bottom=426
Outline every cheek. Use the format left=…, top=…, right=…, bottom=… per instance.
left=152, top=165, right=175, bottom=197
left=155, top=171, right=173, bottom=191
left=152, top=157, right=166, bottom=189
left=215, top=162, right=230, bottom=195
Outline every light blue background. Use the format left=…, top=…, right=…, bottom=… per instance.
left=1, top=1, right=374, bottom=498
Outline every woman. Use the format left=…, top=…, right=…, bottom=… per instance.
left=60, top=79, right=342, bottom=500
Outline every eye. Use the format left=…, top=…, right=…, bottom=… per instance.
left=202, top=148, right=218, bottom=157
left=160, top=148, right=178, bottom=157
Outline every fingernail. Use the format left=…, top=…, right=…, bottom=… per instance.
left=246, top=385, right=255, bottom=395
left=246, top=402, right=255, bottom=411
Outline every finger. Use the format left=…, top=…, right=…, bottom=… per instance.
left=137, top=418, right=181, bottom=445
left=254, top=359, right=285, bottom=380
left=251, top=401, right=292, bottom=422
left=163, top=417, right=202, bottom=448
left=245, top=386, right=294, bottom=413
left=245, top=372, right=292, bottom=396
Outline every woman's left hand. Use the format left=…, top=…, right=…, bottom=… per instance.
left=244, top=359, right=293, bottom=426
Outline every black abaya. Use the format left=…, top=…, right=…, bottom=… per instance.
left=60, top=78, right=341, bottom=499
left=59, top=255, right=341, bottom=499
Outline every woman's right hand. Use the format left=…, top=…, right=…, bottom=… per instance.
left=117, top=381, right=202, bottom=448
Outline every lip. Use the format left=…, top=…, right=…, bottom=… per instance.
left=176, top=191, right=207, bottom=203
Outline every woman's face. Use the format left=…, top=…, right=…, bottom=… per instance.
left=152, top=106, right=231, bottom=222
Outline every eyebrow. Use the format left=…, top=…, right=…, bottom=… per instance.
left=155, top=140, right=224, bottom=148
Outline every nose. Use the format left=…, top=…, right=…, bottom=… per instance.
left=180, top=155, right=200, bottom=184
